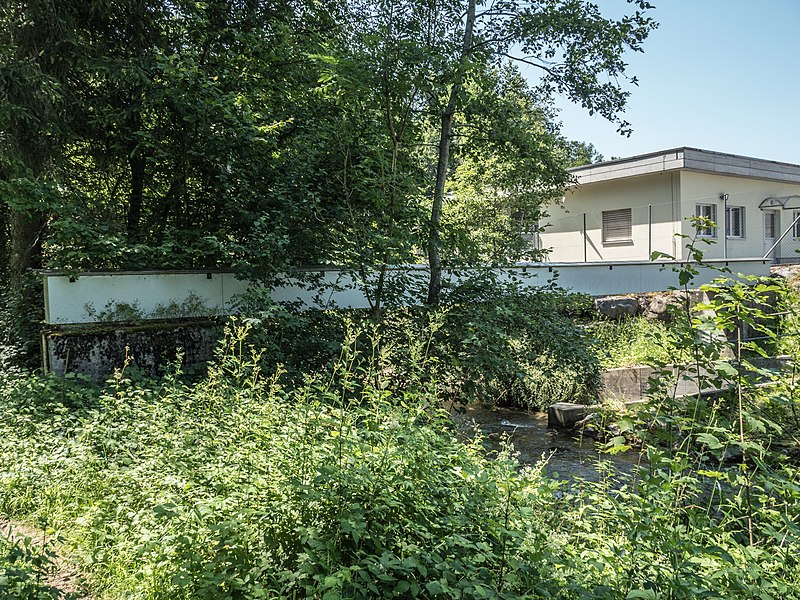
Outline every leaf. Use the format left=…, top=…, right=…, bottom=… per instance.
left=626, top=590, right=657, bottom=599
left=696, top=432, right=724, bottom=450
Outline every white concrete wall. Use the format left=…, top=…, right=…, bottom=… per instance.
left=43, top=260, right=771, bottom=325
left=43, top=270, right=378, bottom=325
left=679, top=171, right=800, bottom=261
left=539, top=172, right=681, bottom=262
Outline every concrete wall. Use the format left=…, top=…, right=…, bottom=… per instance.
left=679, top=171, right=800, bottom=261
left=539, top=172, right=681, bottom=262
left=600, top=356, right=794, bottom=403
left=43, top=270, right=376, bottom=325
left=42, top=260, right=771, bottom=325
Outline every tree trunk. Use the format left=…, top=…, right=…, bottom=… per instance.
left=0, top=202, right=8, bottom=283
left=126, top=153, right=146, bottom=244
left=9, top=210, right=45, bottom=280
left=426, top=0, right=476, bottom=305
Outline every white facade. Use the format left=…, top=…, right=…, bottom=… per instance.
left=540, top=148, right=800, bottom=263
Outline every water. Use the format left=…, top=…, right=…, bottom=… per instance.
left=454, top=405, right=642, bottom=481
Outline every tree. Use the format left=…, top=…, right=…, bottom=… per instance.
left=0, top=0, right=351, bottom=358
left=424, top=0, right=656, bottom=303
left=442, top=65, right=575, bottom=263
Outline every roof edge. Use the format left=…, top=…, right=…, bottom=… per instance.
left=569, top=147, right=800, bottom=185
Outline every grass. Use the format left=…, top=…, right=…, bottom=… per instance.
left=587, top=316, right=691, bottom=369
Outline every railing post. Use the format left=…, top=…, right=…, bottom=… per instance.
left=583, top=212, right=588, bottom=263
left=722, top=194, right=728, bottom=260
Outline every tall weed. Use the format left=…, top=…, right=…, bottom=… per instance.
left=1, top=284, right=799, bottom=598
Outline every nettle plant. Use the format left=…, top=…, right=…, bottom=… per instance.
left=618, top=222, right=798, bottom=533
left=643, top=218, right=790, bottom=458
left=566, top=221, right=800, bottom=597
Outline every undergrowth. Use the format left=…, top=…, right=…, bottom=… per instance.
left=239, top=286, right=600, bottom=411
left=0, top=533, right=73, bottom=599
left=586, top=316, right=689, bottom=369
left=1, top=319, right=799, bottom=599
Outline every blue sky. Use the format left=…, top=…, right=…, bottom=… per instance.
left=551, top=1, right=800, bottom=164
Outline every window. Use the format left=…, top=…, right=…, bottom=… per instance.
left=793, top=211, right=800, bottom=239
left=602, top=208, right=632, bottom=243
left=725, top=206, right=745, bottom=238
left=695, top=204, right=717, bottom=237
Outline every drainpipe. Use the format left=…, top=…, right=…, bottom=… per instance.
left=648, top=204, right=652, bottom=260
left=720, top=193, right=729, bottom=260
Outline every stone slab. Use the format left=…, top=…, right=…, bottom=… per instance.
left=548, top=403, right=587, bottom=429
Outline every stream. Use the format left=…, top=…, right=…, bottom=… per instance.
left=454, top=405, right=642, bottom=481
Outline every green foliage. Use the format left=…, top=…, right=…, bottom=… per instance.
left=84, top=292, right=218, bottom=323
left=1, top=321, right=800, bottom=599
left=237, top=285, right=600, bottom=411
left=596, top=233, right=800, bottom=598
left=0, top=271, right=44, bottom=366
left=0, top=534, right=75, bottom=600
left=777, top=280, right=800, bottom=357
left=3, top=223, right=800, bottom=599
left=423, top=289, right=600, bottom=410
left=0, top=333, right=555, bottom=599
left=587, top=316, right=691, bottom=369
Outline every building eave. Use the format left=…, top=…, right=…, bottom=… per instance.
left=569, top=147, right=800, bottom=186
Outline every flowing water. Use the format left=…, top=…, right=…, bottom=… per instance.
left=454, top=405, right=642, bottom=481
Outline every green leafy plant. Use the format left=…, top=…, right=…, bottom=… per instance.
left=587, top=316, right=691, bottom=369
left=0, top=534, right=76, bottom=600
left=1, top=317, right=799, bottom=599
left=236, top=282, right=600, bottom=410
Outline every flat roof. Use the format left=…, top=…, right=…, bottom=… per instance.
left=570, top=147, right=800, bottom=185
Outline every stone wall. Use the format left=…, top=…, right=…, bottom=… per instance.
left=593, top=290, right=710, bottom=321
left=44, top=320, right=223, bottom=380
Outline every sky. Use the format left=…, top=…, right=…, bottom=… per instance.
left=549, top=0, right=800, bottom=165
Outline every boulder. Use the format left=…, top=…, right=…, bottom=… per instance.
left=594, top=296, right=640, bottom=319
left=644, top=295, right=670, bottom=320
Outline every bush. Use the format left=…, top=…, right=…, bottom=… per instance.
left=1, top=328, right=799, bottom=599
left=422, top=291, right=600, bottom=410
left=238, top=285, right=601, bottom=411
left=587, top=316, right=690, bottom=369
left=0, top=333, right=561, bottom=599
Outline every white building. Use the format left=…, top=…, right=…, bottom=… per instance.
left=539, top=148, right=800, bottom=263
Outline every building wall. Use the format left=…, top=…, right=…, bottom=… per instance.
left=539, top=172, right=681, bottom=262
left=679, top=171, right=800, bottom=261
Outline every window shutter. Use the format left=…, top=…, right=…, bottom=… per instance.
left=602, top=208, right=632, bottom=242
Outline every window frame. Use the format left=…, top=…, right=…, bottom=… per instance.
left=725, top=205, right=745, bottom=239
left=601, top=208, right=633, bottom=244
left=695, top=203, right=718, bottom=238
left=793, top=210, right=800, bottom=239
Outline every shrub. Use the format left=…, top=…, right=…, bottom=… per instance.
left=238, top=285, right=601, bottom=411
left=587, top=316, right=690, bottom=369
left=0, top=324, right=799, bottom=599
